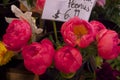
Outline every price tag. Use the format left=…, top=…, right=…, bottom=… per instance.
left=42, top=0, right=96, bottom=22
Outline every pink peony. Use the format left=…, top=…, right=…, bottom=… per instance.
left=54, top=46, right=82, bottom=74
left=36, top=0, right=46, bottom=11
left=90, top=20, right=106, bottom=37
left=3, top=19, right=32, bottom=51
left=96, top=29, right=119, bottom=60
left=96, top=0, right=106, bottom=7
left=22, top=38, right=55, bottom=75
left=61, top=17, right=94, bottom=48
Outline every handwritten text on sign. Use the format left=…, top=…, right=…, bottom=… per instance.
left=42, top=0, right=96, bottom=22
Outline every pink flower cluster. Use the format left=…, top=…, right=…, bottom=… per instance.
left=61, top=17, right=120, bottom=60
left=21, top=17, right=120, bottom=76
left=22, top=38, right=83, bottom=75
left=2, top=16, right=120, bottom=77
left=1, top=18, right=83, bottom=75
left=22, top=39, right=83, bottom=75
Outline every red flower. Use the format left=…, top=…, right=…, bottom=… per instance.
left=22, top=38, right=55, bottom=75
left=61, top=17, right=94, bottom=48
left=3, top=19, right=32, bottom=51
left=96, top=29, right=119, bottom=59
left=54, top=46, right=82, bottom=74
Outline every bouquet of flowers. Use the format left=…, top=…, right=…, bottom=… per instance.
left=0, top=0, right=120, bottom=80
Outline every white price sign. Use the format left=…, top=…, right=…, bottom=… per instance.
left=42, top=0, right=96, bottom=22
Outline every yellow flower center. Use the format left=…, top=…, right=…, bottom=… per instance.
left=73, top=24, right=88, bottom=36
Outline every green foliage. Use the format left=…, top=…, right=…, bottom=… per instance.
left=90, top=0, right=120, bottom=26
left=80, top=42, right=98, bottom=61
left=107, top=56, right=120, bottom=71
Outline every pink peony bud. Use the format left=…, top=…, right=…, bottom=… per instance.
left=96, top=29, right=119, bottom=60
left=54, top=46, right=82, bottom=74
left=90, top=20, right=106, bottom=37
left=36, top=0, right=46, bottom=11
left=96, top=0, right=106, bottom=7
left=3, top=19, right=32, bottom=51
left=61, top=17, right=94, bottom=48
left=22, top=38, right=55, bottom=75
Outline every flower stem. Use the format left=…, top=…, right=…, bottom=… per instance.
left=52, top=21, right=60, bottom=47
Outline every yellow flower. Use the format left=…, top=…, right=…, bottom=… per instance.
left=0, top=41, right=7, bottom=56
left=0, top=41, right=14, bottom=66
